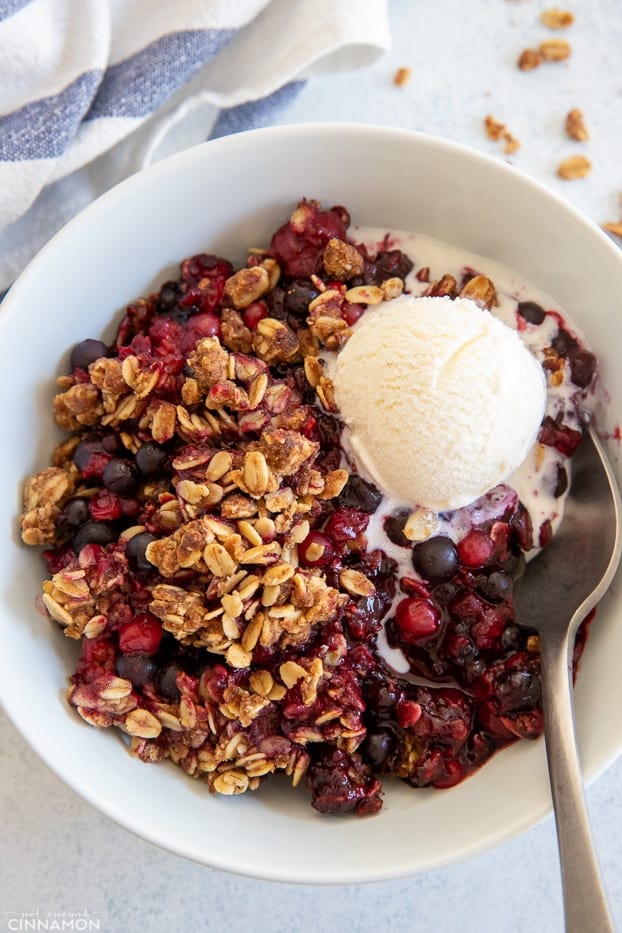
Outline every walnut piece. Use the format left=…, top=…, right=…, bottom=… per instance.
left=565, top=108, right=589, bottom=142
left=539, top=38, right=571, bottom=61
left=517, top=48, right=543, bottom=71
left=540, top=7, right=575, bottom=29
left=557, top=155, right=592, bottom=180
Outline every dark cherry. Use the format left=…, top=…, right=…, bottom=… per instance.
left=517, top=301, right=545, bottom=325
left=115, top=654, right=157, bottom=688
left=568, top=348, right=596, bottom=388
left=72, top=520, right=116, bottom=552
left=384, top=511, right=410, bottom=547
left=156, top=662, right=182, bottom=701
left=338, top=474, right=383, bottom=514
left=102, top=458, right=139, bottom=495
left=125, top=532, right=157, bottom=573
left=412, top=536, right=459, bottom=583
left=136, top=441, right=168, bottom=478
left=70, top=339, right=111, bottom=370
left=61, top=497, right=90, bottom=528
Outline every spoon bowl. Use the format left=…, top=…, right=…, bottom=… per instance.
left=514, top=425, right=622, bottom=933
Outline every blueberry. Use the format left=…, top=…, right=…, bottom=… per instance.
left=500, top=623, right=522, bottom=652
left=136, top=441, right=168, bottom=478
left=72, top=520, right=115, bottom=552
left=496, top=668, right=541, bottom=712
left=477, top=571, right=513, bottom=603
left=568, top=348, right=596, bottom=388
left=283, top=280, right=320, bottom=318
left=384, top=511, right=410, bottom=547
left=362, top=725, right=397, bottom=767
left=126, top=532, right=156, bottom=573
left=517, top=301, right=545, bottom=325
left=102, top=458, right=139, bottom=495
left=552, top=327, right=579, bottom=357
left=115, top=654, right=157, bottom=688
left=339, top=475, right=383, bottom=514
left=156, top=662, right=182, bottom=701
left=412, top=536, right=459, bottom=583
left=158, top=280, right=180, bottom=311
left=61, top=497, right=90, bottom=528
left=553, top=464, right=569, bottom=498
left=70, top=339, right=111, bottom=370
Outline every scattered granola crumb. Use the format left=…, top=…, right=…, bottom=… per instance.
left=539, top=38, right=571, bottom=61
left=565, top=108, right=589, bottom=142
left=484, top=116, right=521, bottom=155
left=540, top=8, right=575, bottom=29
left=557, top=155, right=592, bottom=180
left=393, top=67, right=411, bottom=87
left=518, top=48, right=543, bottom=71
left=602, top=221, right=622, bottom=239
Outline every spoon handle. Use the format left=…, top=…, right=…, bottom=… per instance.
left=538, top=627, right=614, bottom=933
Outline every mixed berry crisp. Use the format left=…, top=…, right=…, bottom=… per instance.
left=20, top=199, right=597, bottom=815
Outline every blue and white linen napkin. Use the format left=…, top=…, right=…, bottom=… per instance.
left=0, top=0, right=390, bottom=292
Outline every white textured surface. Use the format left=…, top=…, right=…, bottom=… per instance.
left=2, top=1, right=622, bottom=930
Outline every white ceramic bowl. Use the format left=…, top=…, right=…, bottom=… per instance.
left=2, top=124, right=622, bottom=884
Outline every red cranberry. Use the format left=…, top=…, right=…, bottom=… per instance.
left=89, top=489, right=123, bottom=521
left=242, top=301, right=268, bottom=329
left=181, top=313, right=221, bottom=352
left=119, top=612, right=162, bottom=655
left=412, top=536, right=459, bottom=583
left=298, top=531, right=334, bottom=567
left=457, top=530, right=495, bottom=568
left=70, top=339, right=111, bottom=370
left=102, top=458, right=139, bottom=496
left=395, top=598, right=441, bottom=643
left=343, top=303, right=365, bottom=325
left=269, top=201, right=348, bottom=278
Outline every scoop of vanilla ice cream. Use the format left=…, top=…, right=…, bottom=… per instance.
left=333, top=295, right=546, bottom=510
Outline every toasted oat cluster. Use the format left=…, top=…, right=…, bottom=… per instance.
left=21, top=199, right=597, bottom=815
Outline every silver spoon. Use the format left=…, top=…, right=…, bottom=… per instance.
left=514, top=425, right=622, bottom=933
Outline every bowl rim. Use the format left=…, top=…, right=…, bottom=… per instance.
left=2, top=122, right=622, bottom=884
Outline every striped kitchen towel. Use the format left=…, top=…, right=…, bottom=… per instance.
left=0, top=0, right=390, bottom=292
